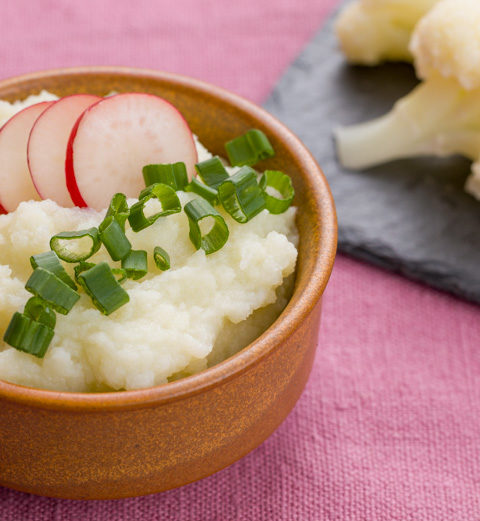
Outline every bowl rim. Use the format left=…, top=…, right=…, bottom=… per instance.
left=0, top=66, right=337, bottom=411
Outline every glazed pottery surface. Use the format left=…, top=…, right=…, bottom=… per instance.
left=0, top=67, right=337, bottom=499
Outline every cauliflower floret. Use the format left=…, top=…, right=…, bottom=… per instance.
left=335, top=0, right=440, bottom=65
left=335, top=0, right=480, bottom=200
left=410, top=0, right=480, bottom=90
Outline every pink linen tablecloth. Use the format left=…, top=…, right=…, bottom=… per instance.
left=1, top=1, right=480, bottom=519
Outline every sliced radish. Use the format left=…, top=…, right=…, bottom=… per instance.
left=28, top=94, right=101, bottom=207
left=0, top=101, right=54, bottom=212
left=66, top=93, right=198, bottom=210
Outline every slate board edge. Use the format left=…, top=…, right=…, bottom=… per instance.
left=340, top=226, right=479, bottom=304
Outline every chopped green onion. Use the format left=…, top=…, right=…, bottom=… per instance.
left=50, top=228, right=101, bottom=263
left=74, top=261, right=95, bottom=282
left=185, top=178, right=219, bottom=205
left=129, top=183, right=181, bottom=232
left=75, top=261, right=127, bottom=284
left=143, top=163, right=188, bottom=191
left=153, top=246, right=170, bottom=271
left=3, top=312, right=54, bottom=358
left=259, top=170, right=295, bottom=214
left=99, top=216, right=132, bottom=261
left=77, top=262, right=129, bottom=315
left=184, top=199, right=229, bottom=254
left=25, top=267, right=80, bottom=315
left=112, top=268, right=128, bottom=284
left=105, top=193, right=129, bottom=231
left=24, top=297, right=56, bottom=329
left=30, top=251, right=77, bottom=290
left=225, top=129, right=274, bottom=167
left=217, top=166, right=265, bottom=223
left=121, top=250, right=148, bottom=280
left=194, top=157, right=229, bottom=188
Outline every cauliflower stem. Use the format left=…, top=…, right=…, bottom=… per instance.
left=336, top=75, right=480, bottom=171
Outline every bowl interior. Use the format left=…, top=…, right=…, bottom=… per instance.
left=0, top=67, right=337, bottom=404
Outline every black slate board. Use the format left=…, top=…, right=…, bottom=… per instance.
left=263, top=2, right=480, bottom=304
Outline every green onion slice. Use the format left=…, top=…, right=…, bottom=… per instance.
left=194, top=157, right=229, bottom=188
left=153, top=246, right=170, bottom=271
left=75, top=261, right=126, bottom=284
left=121, top=250, right=148, bottom=280
left=105, top=193, right=129, bottom=231
left=24, top=297, right=56, bottom=329
left=184, top=199, right=229, bottom=254
left=99, top=216, right=132, bottom=261
left=30, top=251, right=77, bottom=290
left=225, top=129, right=274, bottom=167
left=74, top=261, right=95, bottom=282
left=259, top=170, right=295, bottom=214
left=143, top=163, right=188, bottom=191
left=3, top=312, right=54, bottom=358
left=129, top=183, right=181, bottom=232
left=50, top=228, right=101, bottom=263
left=112, top=268, right=128, bottom=284
left=25, top=267, right=80, bottom=315
left=77, top=262, right=129, bottom=315
left=185, top=178, right=219, bottom=205
left=217, top=166, right=265, bottom=223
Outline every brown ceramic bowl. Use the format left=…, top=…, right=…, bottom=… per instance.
left=0, top=67, right=337, bottom=500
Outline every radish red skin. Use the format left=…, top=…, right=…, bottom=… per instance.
left=65, top=112, right=87, bottom=207
left=0, top=101, right=54, bottom=212
left=65, top=93, right=198, bottom=210
left=28, top=94, right=101, bottom=207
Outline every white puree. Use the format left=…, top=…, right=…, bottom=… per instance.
left=0, top=91, right=298, bottom=392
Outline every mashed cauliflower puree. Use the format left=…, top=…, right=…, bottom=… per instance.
left=0, top=92, right=298, bottom=392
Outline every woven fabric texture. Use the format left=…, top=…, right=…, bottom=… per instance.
left=1, top=0, right=480, bottom=519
